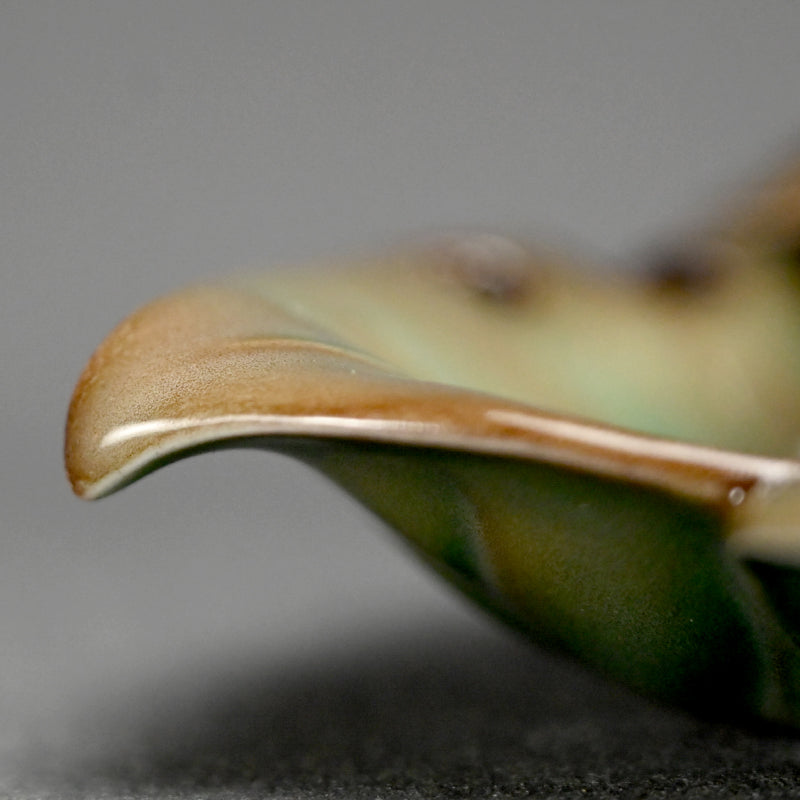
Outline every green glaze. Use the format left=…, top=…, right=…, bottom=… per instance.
left=242, top=244, right=800, bottom=457
left=66, top=152, right=800, bottom=726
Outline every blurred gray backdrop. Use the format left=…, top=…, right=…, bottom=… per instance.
left=3, top=2, right=800, bottom=796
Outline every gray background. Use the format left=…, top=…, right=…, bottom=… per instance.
left=4, top=3, right=800, bottom=797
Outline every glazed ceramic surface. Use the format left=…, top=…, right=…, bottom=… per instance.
left=66, top=151, right=800, bottom=726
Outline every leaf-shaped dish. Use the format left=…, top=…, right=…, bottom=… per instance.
left=66, top=156, right=800, bottom=727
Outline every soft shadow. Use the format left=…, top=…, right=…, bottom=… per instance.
left=13, top=624, right=800, bottom=799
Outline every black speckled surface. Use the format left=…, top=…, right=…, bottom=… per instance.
left=7, top=627, right=800, bottom=800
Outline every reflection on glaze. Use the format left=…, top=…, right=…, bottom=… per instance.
left=101, top=415, right=443, bottom=450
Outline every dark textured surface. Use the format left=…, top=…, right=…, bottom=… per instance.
left=6, top=626, right=800, bottom=800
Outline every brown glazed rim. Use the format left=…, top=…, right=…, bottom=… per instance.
left=65, top=284, right=800, bottom=509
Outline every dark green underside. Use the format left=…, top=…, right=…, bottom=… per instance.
left=127, top=434, right=800, bottom=726
left=277, top=438, right=800, bottom=727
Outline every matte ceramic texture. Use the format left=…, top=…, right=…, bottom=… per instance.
left=66, top=152, right=800, bottom=727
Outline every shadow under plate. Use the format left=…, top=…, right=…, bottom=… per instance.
left=6, top=623, right=800, bottom=799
